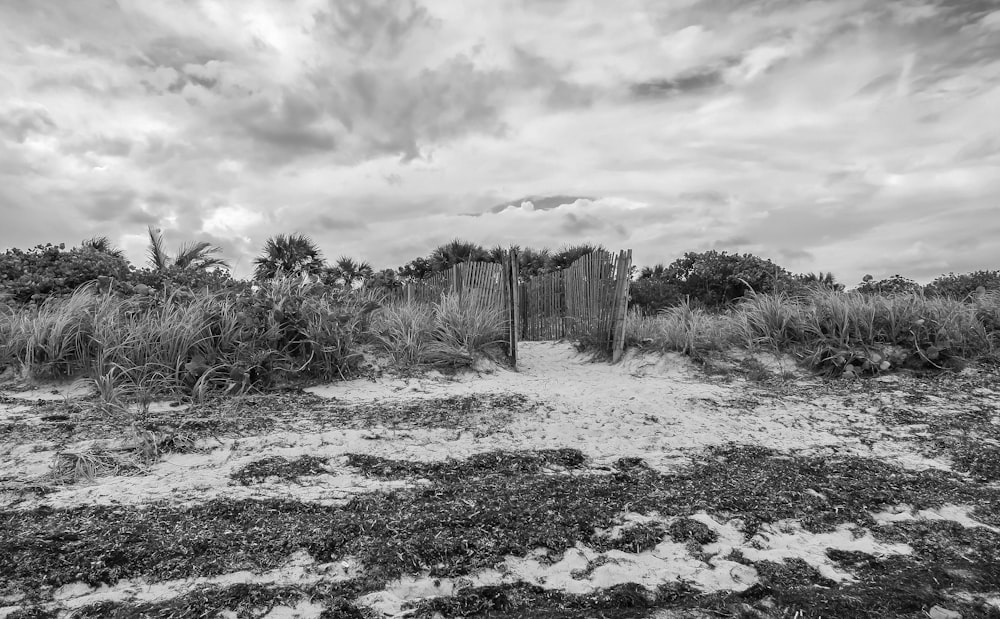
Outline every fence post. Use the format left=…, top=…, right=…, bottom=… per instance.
left=611, top=249, right=632, bottom=363
left=504, top=249, right=519, bottom=369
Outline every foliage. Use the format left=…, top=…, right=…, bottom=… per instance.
left=367, top=268, right=403, bottom=290
left=373, top=302, right=436, bottom=366
left=253, top=233, right=325, bottom=281
left=0, top=276, right=379, bottom=389
left=374, top=294, right=507, bottom=368
left=661, top=250, right=793, bottom=308
left=630, top=265, right=683, bottom=315
left=925, top=270, right=1000, bottom=299
left=81, top=236, right=125, bottom=259
left=128, top=266, right=236, bottom=295
left=796, top=271, right=843, bottom=292
left=624, top=301, right=736, bottom=358
left=324, top=256, right=374, bottom=290
left=397, top=257, right=434, bottom=282
left=517, top=247, right=552, bottom=280
left=547, top=244, right=606, bottom=272
left=146, top=226, right=229, bottom=272
left=428, top=239, right=488, bottom=272
left=854, top=274, right=922, bottom=296
left=0, top=243, right=131, bottom=304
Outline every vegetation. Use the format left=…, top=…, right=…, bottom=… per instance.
left=626, top=286, right=1000, bottom=375
left=252, top=233, right=325, bottom=281
left=2, top=232, right=999, bottom=386
left=145, top=226, right=229, bottom=273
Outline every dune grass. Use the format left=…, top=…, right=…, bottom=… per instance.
left=373, top=292, right=509, bottom=368
left=626, top=288, right=1000, bottom=374
left=0, top=277, right=380, bottom=396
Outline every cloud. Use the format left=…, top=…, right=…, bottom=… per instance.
left=631, top=68, right=725, bottom=99
left=0, top=105, right=57, bottom=143
left=0, top=0, right=996, bottom=286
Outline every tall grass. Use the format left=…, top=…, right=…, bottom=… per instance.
left=624, top=299, right=737, bottom=357
left=374, top=292, right=508, bottom=367
left=0, top=275, right=379, bottom=394
left=626, top=288, right=1000, bottom=373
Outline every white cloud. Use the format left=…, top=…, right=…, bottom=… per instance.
left=0, top=0, right=997, bottom=284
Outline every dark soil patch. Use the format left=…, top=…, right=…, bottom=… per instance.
left=952, top=445, right=1000, bottom=482
left=231, top=455, right=331, bottom=485
left=345, top=448, right=586, bottom=481
left=0, top=392, right=541, bottom=445
left=667, top=517, right=718, bottom=545
left=593, top=522, right=667, bottom=554
left=3, top=445, right=999, bottom=615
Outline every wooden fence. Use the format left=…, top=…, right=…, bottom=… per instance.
left=383, top=248, right=631, bottom=363
left=520, top=249, right=632, bottom=362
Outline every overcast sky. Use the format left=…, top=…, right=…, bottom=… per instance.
left=1, top=0, right=998, bottom=283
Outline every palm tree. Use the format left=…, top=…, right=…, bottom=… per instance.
left=518, top=247, right=551, bottom=279
left=639, top=264, right=668, bottom=280
left=428, top=239, right=487, bottom=272
left=81, top=236, right=124, bottom=258
left=146, top=226, right=229, bottom=272
left=547, top=243, right=606, bottom=272
left=253, top=233, right=324, bottom=281
left=800, top=271, right=843, bottom=291
left=329, top=256, right=374, bottom=289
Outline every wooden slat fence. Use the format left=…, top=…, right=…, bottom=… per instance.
left=519, top=249, right=632, bottom=361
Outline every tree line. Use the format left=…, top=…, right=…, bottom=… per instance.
left=1, top=230, right=997, bottom=309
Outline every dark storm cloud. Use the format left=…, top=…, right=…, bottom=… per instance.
left=312, top=213, right=367, bottom=232
left=135, top=36, right=228, bottom=71
left=0, top=106, right=57, bottom=143
left=233, top=89, right=338, bottom=155
left=631, top=68, right=724, bottom=99
left=313, top=0, right=433, bottom=57
left=79, top=188, right=139, bottom=223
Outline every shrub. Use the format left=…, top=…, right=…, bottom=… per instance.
left=0, top=244, right=131, bottom=304
left=629, top=277, right=683, bottom=316
left=127, top=266, right=236, bottom=295
left=854, top=274, right=922, bottom=296
left=657, top=251, right=794, bottom=308
left=925, top=270, right=1000, bottom=299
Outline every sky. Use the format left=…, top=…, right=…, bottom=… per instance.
left=1, top=0, right=999, bottom=284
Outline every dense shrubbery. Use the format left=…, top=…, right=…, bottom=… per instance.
left=0, top=244, right=131, bottom=304
left=925, top=270, right=1000, bottom=299
left=854, top=274, right=922, bottom=296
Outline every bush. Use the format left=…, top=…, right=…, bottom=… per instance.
left=0, top=244, right=131, bottom=304
left=657, top=251, right=793, bottom=308
left=854, top=274, right=922, bottom=296
left=127, top=266, right=236, bottom=295
left=629, top=277, right=682, bottom=316
left=925, top=270, right=1000, bottom=299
